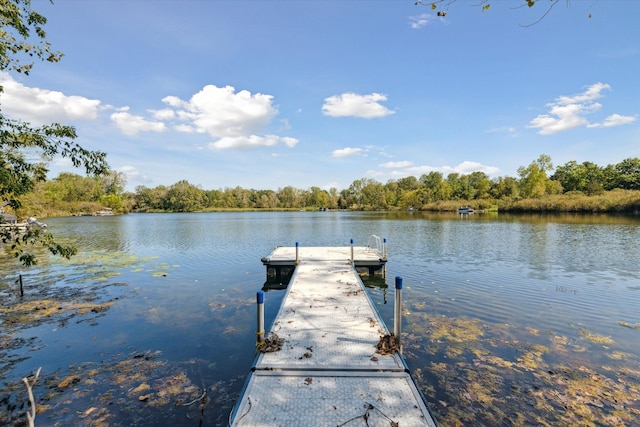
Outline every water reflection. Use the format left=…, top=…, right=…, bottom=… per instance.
left=1, top=211, right=639, bottom=426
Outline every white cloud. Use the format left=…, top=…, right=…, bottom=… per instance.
left=380, top=161, right=413, bottom=169
left=321, top=182, right=340, bottom=191
left=409, top=13, right=433, bottom=29
left=110, top=111, right=166, bottom=136
left=381, top=160, right=500, bottom=178
left=486, top=126, right=519, bottom=137
left=161, top=95, right=183, bottom=108
left=332, top=147, right=363, bottom=158
left=365, top=169, right=385, bottom=178
left=118, top=165, right=150, bottom=184
left=0, top=72, right=101, bottom=124
left=322, top=92, right=395, bottom=118
left=209, top=134, right=298, bottom=150
left=279, top=118, right=292, bottom=131
left=590, top=113, right=637, bottom=128
left=556, top=82, right=610, bottom=105
left=160, top=84, right=296, bottom=150
left=281, top=137, right=299, bottom=148
left=528, top=83, right=635, bottom=135
left=174, top=124, right=198, bottom=133
left=51, top=156, right=74, bottom=168
left=151, top=108, right=175, bottom=120
left=447, top=161, right=500, bottom=176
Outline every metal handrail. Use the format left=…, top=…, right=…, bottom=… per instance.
left=366, top=235, right=384, bottom=257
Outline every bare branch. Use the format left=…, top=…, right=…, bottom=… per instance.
left=520, top=0, right=561, bottom=27
left=22, top=367, right=41, bottom=427
left=415, top=0, right=574, bottom=26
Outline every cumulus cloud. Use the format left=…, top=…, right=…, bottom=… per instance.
left=322, top=92, right=395, bottom=118
left=381, top=160, right=500, bottom=177
left=164, top=85, right=275, bottom=136
left=118, top=165, right=150, bottom=184
left=160, top=84, right=295, bottom=150
left=590, top=113, right=637, bottom=128
left=380, top=161, right=413, bottom=169
left=151, top=108, right=176, bottom=120
left=446, top=161, right=500, bottom=176
left=332, top=147, right=363, bottom=158
left=209, top=134, right=298, bottom=150
left=0, top=72, right=101, bottom=124
left=281, top=137, right=299, bottom=148
left=111, top=111, right=166, bottom=136
left=528, top=83, right=636, bottom=135
left=175, top=124, right=198, bottom=133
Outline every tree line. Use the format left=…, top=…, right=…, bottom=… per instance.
left=18, top=155, right=640, bottom=215
left=0, top=0, right=616, bottom=269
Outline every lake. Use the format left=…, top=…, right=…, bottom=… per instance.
left=2, top=211, right=640, bottom=426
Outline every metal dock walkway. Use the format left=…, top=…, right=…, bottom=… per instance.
left=229, top=241, right=437, bottom=426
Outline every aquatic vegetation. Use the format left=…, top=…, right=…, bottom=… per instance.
left=578, top=328, right=614, bottom=345
left=57, top=249, right=156, bottom=281
left=549, top=334, right=570, bottom=349
left=428, top=316, right=484, bottom=343
left=0, top=299, right=114, bottom=325
left=405, top=314, right=640, bottom=426
left=0, top=350, right=219, bottom=426
left=526, top=326, right=539, bottom=335
left=517, top=344, right=549, bottom=371
left=0, top=277, right=123, bottom=392
left=420, top=315, right=485, bottom=358
left=607, top=351, right=634, bottom=360
left=618, top=321, right=640, bottom=331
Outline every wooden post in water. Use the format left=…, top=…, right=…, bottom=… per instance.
left=256, top=291, right=265, bottom=345
left=394, top=276, right=403, bottom=354
left=18, top=275, right=24, bottom=297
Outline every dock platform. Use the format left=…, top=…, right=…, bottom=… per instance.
left=229, top=243, right=437, bottom=426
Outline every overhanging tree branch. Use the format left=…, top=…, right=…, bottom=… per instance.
left=415, top=0, right=580, bottom=25
left=1, top=0, right=110, bottom=266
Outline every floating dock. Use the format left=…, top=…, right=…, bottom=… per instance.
left=229, top=240, right=437, bottom=426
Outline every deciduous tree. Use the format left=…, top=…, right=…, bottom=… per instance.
left=518, top=154, right=553, bottom=198
left=1, top=0, right=109, bottom=265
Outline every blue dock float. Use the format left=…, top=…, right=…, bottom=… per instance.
left=229, top=240, right=437, bottom=426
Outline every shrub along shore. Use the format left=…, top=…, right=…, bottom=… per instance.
left=11, top=189, right=640, bottom=218
left=6, top=155, right=640, bottom=218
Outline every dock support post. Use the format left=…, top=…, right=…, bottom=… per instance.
left=257, top=291, right=265, bottom=345
left=295, top=242, right=299, bottom=265
left=394, top=276, right=403, bottom=354
left=383, top=238, right=387, bottom=278
left=350, top=239, right=354, bottom=264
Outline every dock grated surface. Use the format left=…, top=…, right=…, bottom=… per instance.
left=232, top=371, right=434, bottom=427
left=229, top=247, right=437, bottom=426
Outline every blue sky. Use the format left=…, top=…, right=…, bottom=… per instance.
left=2, top=0, right=639, bottom=192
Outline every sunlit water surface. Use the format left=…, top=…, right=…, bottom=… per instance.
left=2, top=211, right=640, bottom=426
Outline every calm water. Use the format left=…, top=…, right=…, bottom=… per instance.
left=2, top=211, right=640, bottom=426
